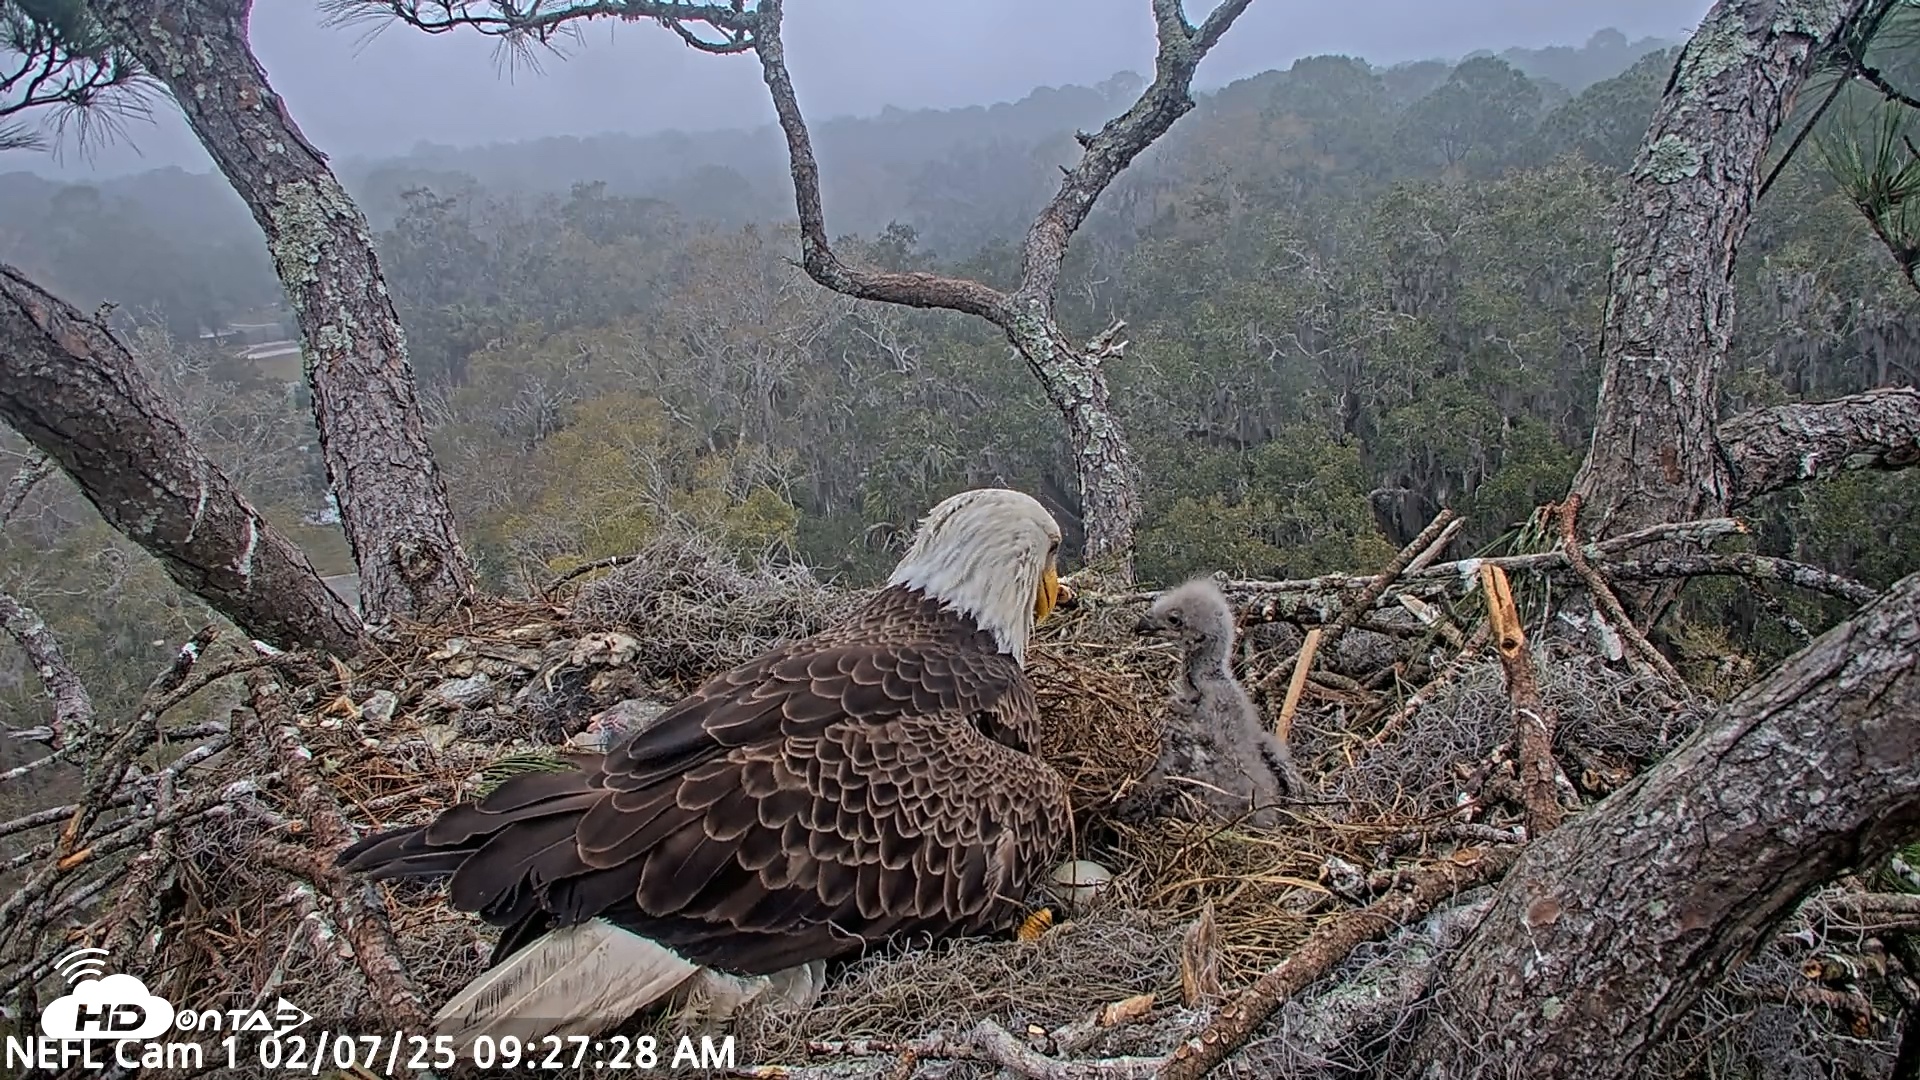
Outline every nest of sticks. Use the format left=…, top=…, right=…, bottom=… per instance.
left=0, top=514, right=1906, bottom=1079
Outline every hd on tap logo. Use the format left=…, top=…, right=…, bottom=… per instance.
left=5, top=946, right=312, bottom=1072
left=38, top=947, right=175, bottom=1040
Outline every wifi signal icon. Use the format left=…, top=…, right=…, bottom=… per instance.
left=53, top=947, right=109, bottom=986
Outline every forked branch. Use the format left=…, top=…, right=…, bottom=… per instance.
left=751, top=0, right=1253, bottom=328
left=1013, top=0, right=1253, bottom=313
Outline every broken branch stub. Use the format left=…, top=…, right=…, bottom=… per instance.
left=1478, top=563, right=1563, bottom=837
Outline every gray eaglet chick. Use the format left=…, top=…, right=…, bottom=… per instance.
left=1116, top=577, right=1305, bottom=828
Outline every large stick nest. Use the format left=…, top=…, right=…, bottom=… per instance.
left=0, top=532, right=1904, bottom=1079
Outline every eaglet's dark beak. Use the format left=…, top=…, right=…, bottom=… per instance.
left=1132, top=614, right=1161, bottom=636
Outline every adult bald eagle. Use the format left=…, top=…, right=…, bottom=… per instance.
left=335, top=488, right=1073, bottom=1043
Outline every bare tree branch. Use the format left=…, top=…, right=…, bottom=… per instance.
left=1556, top=495, right=1683, bottom=683
left=749, top=4, right=1003, bottom=318
left=1011, top=0, right=1253, bottom=316
left=0, top=263, right=366, bottom=654
left=1721, top=386, right=1920, bottom=504
left=336, top=0, right=1249, bottom=572
left=320, top=0, right=755, bottom=48
left=85, top=0, right=478, bottom=623
left=755, top=0, right=1249, bottom=329
left=246, top=668, right=429, bottom=1029
left=1117, top=519, right=1873, bottom=612
left=1600, top=553, right=1880, bottom=606
left=0, top=591, right=93, bottom=750
left=1161, top=845, right=1521, bottom=1080
left=749, top=0, right=1249, bottom=569
left=0, top=449, right=51, bottom=527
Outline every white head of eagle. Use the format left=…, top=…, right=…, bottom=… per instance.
left=886, top=487, right=1064, bottom=665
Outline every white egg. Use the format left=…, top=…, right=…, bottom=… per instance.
left=1049, top=859, right=1114, bottom=910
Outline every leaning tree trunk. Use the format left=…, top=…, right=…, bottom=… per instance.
left=0, top=264, right=365, bottom=655
left=86, top=0, right=476, bottom=623
left=1396, top=564, right=1920, bottom=1078
left=1566, top=0, right=1873, bottom=617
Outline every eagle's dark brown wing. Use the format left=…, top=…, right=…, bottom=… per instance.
left=335, top=587, right=1071, bottom=976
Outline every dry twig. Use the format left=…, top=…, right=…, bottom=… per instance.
left=1555, top=496, right=1684, bottom=687
left=248, top=669, right=429, bottom=1029
left=1404, top=517, right=1466, bottom=572
left=1362, top=624, right=1490, bottom=750
left=1255, top=510, right=1457, bottom=694
left=540, top=553, right=646, bottom=597
left=59, top=625, right=221, bottom=854
left=1274, top=629, right=1320, bottom=743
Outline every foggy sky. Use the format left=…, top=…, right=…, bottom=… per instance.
left=3, top=0, right=1711, bottom=180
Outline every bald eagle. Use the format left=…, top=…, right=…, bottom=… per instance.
left=335, top=488, right=1073, bottom=1044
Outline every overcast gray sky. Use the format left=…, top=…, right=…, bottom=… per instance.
left=4, top=0, right=1710, bottom=180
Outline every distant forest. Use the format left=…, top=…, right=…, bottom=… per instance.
left=4, top=26, right=1914, bottom=718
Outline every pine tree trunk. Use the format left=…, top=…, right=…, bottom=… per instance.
left=1397, top=567, right=1920, bottom=1078
left=1394, top=7, right=1920, bottom=1073
left=86, top=0, right=476, bottom=623
left=1567, top=0, right=1870, bottom=611
left=0, top=264, right=365, bottom=655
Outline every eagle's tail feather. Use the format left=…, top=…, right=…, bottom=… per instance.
left=335, top=825, right=472, bottom=880
left=434, top=920, right=700, bottom=1049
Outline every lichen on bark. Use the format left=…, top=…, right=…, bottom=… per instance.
left=1641, top=135, right=1704, bottom=182
left=86, top=0, right=477, bottom=623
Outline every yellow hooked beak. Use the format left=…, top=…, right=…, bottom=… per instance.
left=1034, top=562, right=1062, bottom=622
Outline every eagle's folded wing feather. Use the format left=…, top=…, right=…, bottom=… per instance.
left=336, top=625, right=1067, bottom=976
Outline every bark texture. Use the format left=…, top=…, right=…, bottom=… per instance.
left=1569, top=0, right=1871, bottom=541
left=0, top=263, right=365, bottom=655
left=1722, top=385, right=1920, bottom=504
left=86, top=0, right=475, bottom=622
left=751, top=0, right=1250, bottom=574
left=0, top=590, right=94, bottom=748
left=1400, top=566, right=1920, bottom=1078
